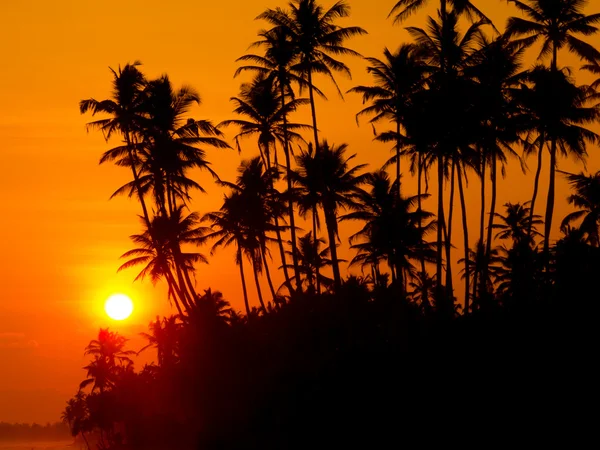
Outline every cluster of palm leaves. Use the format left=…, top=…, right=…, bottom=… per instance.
left=81, top=0, right=600, bottom=319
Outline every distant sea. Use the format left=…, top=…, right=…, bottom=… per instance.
left=0, top=442, right=74, bottom=450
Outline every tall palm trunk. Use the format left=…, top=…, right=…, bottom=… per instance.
left=237, top=247, right=251, bottom=317
left=396, top=121, right=402, bottom=194
left=544, top=138, right=557, bottom=262
left=125, top=133, right=151, bottom=227
left=165, top=270, right=185, bottom=318
left=261, top=247, right=278, bottom=300
left=529, top=135, right=545, bottom=236
left=313, top=207, right=321, bottom=294
left=267, top=140, right=294, bottom=294
left=445, top=159, right=456, bottom=302
left=481, top=157, right=498, bottom=302
left=280, top=84, right=302, bottom=290
left=324, top=206, right=342, bottom=290
left=436, top=154, right=447, bottom=311
left=417, top=153, right=431, bottom=313
left=307, top=69, right=320, bottom=154
left=544, top=46, right=559, bottom=264
left=457, top=163, right=470, bottom=314
left=252, top=258, right=267, bottom=311
left=473, top=153, right=486, bottom=301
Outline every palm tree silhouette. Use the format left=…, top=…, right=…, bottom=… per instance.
left=202, top=191, right=268, bottom=316
left=62, top=392, right=91, bottom=450
left=80, top=62, right=151, bottom=226
left=560, top=170, right=600, bottom=246
left=465, top=35, right=527, bottom=302
left=342, top=170, right=435, bottom=294
left=506, top=0, right=600, bottom=261
left=349, top=44, right=430, bottom=190
left=236, top=27, right=314, bottom=291
left=405, top=9, right=489, bottom=310
left=389, top=0, right=491, bottom=24
left=292, top=142, right=367, bottom=289
left=139, top=316, right=181, bottom=368
left=118, top=208, right=208, bottom=315
left=80, top=329, right=135, bottom=393
left=219, top=75, right=309, bottom=293
left=283, top=232, right=335, bottom=292
left=516, top=66, right=600, bottom=261
left=258, top=0, right=367, bottom=154
left=492, top=201, right=543, bottom=248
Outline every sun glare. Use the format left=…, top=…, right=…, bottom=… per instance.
left=104, top=294, right=134, bottom=321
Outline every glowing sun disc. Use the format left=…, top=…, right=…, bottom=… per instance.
left=105, top=294, right=134, bottom=320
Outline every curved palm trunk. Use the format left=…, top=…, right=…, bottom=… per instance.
left=280, top=84, right=302, bottom=291
left=544, top=139, right=558, bottom=264
left=457, top=163, right=470, bottom=315
left=324, top=207, right=342, bottom=290
left=396, top=121, right=402, bottom=195
left=481, top=158, right=498, bottom=300
left=445, top=159, right=456, bottom=303
left=529, top=135, right=545, bottom=236
left=417, top=153, right=427, bottom=276
left=81, top=432, right=91, bottom=450
left=237, top=247, right=251, bottom=317
left=436, top=154, right=447, bottom=313
left=165, top=271, right=185, bottom=318
left=313, top=207, right=321, bottom=294
left=473, top=154, right=486, bottom=301
left=261, top=247, right=278, bottom=300
left=267, top=141, right=294, bottom=294
left=252, top=258, right=267, bottom=312
left=416, top=153, right=432, bottom=313
left=307, top=69, right=320, bottom=154
left=125, top=133, right=151, bottom=227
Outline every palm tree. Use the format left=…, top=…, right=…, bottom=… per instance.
left=202, top=192, right=262, bottom=317
left=236, top=27, right=316, bottom=289
left=292, top=142, right=368, bottom=289
left=220, top=158, right=283, bottom=302
left=283, top=232, right=335, bottom=291
left=62, top=392, right=91, bottom=450
left=492, top=201, right=543, bottom=248
left=349, top=44, right=430, bottom=189
left=80, top=62, right=151, bottom=226
left=139, top=316, right=181, bottom=368
left=341, top=170, right=435, bottom=293
left=517, top=66, right=600, bottom=261
left=219, top=75, right=309, bottom=293
left=505, top=0, right=600, bottom=72
left=405, top=10, right=489, bottom=310
left=505, top=0, right=600, bottom=260
left=220, top=74, right=309, bottom=169
left=80, top=329, right=135, bottom=393
left=465, top=35, right=527, bottom=301
left=135, top=75, right=230, bottom=216
left=389, top=0, right=491, bottom=24
left=118, top=208, right=208, bottom=315
left=560, top=170, right=600, bottom=246
left=258, top=0, right=367, bottom=154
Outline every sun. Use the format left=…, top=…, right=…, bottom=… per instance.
left=104, top=294, right=134, bottom=321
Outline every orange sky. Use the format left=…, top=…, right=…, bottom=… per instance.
left=0, top=0, right=598, bottom=423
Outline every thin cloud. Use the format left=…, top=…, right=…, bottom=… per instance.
left=0, top=333, right=39, bottom=349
